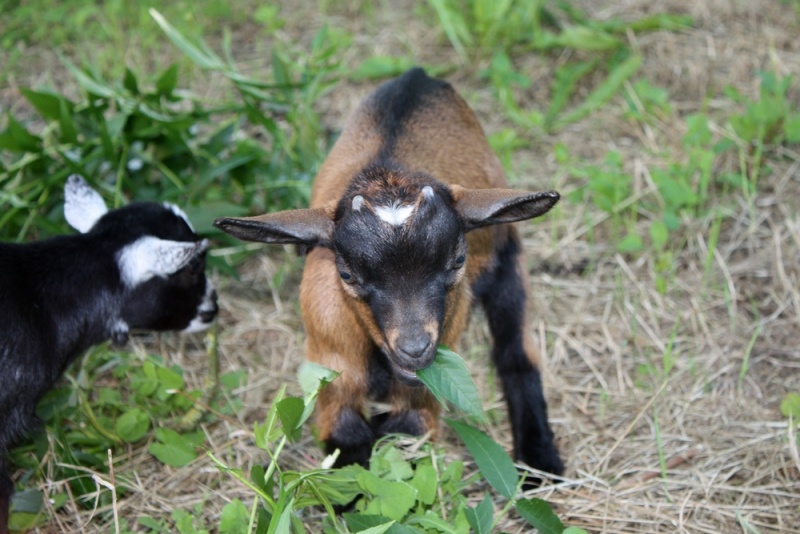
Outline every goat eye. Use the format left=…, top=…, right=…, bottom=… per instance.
left=454, top=254, right=466, bottom=268
left=339, top=271, right=353, bottom=283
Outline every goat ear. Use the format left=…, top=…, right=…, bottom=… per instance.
left=451, top=186, right=560, bottom=230
left=117, top=237, right=206, bottom=287
left=64, top=175, right=109, bottom=233
left=214, top=209, right=334, bottom=247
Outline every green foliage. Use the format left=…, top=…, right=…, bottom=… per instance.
left=718, top=72, right=800, bottom=192
left=780, top=393, right=800, bottom=418
left=1, top=11, right=348, bottom=256
left=1, top=0, right=279, bottom=82
left=209, top=354, right=582, bottom=533
left=422, top=1, right=688, bottom=140
left=8, top=342, right=245, bottom=528
left=416, top=347, right=487, bottom=422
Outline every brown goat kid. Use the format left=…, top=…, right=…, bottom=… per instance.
left=215, top=68, right=564, bottom=477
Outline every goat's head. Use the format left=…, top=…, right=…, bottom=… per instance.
left=214, top=167, right=557, bottom=383
left=65, top=175, right=218, bottom=340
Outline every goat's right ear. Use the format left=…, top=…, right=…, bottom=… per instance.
left=64, top=175, right=109, bottom=233
left=214, top=209, right=334, bottom=247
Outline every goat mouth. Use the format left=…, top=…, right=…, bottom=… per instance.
left=394, top=366, right=423, bottom=386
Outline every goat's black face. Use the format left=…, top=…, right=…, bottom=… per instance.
left=121, top=249, right=217, bottom=332
left=84, top=200, right=218, bottom=334
left=333, top=172, right=465, bottom=384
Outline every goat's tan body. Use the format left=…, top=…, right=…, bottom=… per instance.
left=303, top=73, right=533, bottom=444
left=216, top=68, right=562, bottom=476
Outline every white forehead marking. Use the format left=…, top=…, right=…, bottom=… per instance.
left=163, top=202, right=195, bottom=232
left=422, top=186, right=435, bottom=199
left=375, top=201, right=414, bottom=226
left=352, top=195, right=365, bottom=211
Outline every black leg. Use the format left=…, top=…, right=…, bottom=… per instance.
left=474, top=232, right=563, bottom=479
left=374, top=409, right=426, bottom=437
left=0, top=463, right=11, bottom=534
left=326, top=407, right=375, bottom=469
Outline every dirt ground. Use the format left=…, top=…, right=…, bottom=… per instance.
left=5, top=0, right=800, bottom=532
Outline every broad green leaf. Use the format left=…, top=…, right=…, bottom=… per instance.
left=618, top=233, right=644, bottom=253
left=784, top=114, right=800, bottom=143
left=515, top=498, right=564, bottom=534
left=417, top=347, right=486, bottom=421
left=149, top=428, right=199, bottom=467
left=267, top=494, right=294, bottom=534
left=9, top=490, right=43, bottom=514
left=563, top=528, right=589, bottom=534
left=344, top=514, right=417, bottom=534
left=409, top=464, right=437, bottom=505
left=21, top=88, right=71, bottom=121
left=298, top=362, right=339, bottom=397
left=0, top=114, right=42, bottom=152
left=780, top=393, right=800, bottom=418
left=61, top=57, right=117, bottom=98
left=123, top=67, right=139, bottom=94
left=408, top=511, right=458, bottom=533
left=220, top=500, right=251, bottom=534
left=649, top=220, right=669, bottom=250
left=115, top=408, right=150, bottom=443
left=156, top=64, right=180, bottom=95
left=276, top=396, right=304, bottom=442
left=465, top=494, right=494, bottom=534
left=446, top=419, right=518, bottom=499
left=58, top=97, right=78, bottom=143
left=358, top=471, right=417, bottom=520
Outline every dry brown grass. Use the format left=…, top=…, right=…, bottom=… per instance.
left=7, top=0, right=800, bottom=532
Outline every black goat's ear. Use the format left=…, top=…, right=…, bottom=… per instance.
left=451, top=186, right=560, bottom=231
left=64, top=174, right=109, bottom=233
left=214, top=209, right=334, bottom=248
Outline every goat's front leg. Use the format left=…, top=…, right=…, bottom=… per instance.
left=375, top=381, right=440, bottom=440
left=475, top=231, right=563, bottom=478
left=316, top=378, right=373, bottom=468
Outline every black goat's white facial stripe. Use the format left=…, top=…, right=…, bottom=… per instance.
left=64, top=174, right=109, bottom=234
left=117, top=237, right=207, bottom=287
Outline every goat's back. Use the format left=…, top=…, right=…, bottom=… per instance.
left=310, top=68, right=507, bottom=209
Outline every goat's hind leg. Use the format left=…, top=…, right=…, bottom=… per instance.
left=0, top=464, right=11, bottom=534
left=475, top=230, right=564, bottom=479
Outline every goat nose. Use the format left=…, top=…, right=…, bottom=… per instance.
left=396, top=335, right=432, bottom=361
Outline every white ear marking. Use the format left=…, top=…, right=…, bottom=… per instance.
left=422, top=186, right=434, bottom=199
left=64, top=175, right=109, bottom=233
left=117, top=237, right=203, bottom=287
left=352, top=195, right=365, bottom=212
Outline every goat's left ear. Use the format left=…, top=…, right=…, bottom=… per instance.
left=64, top=175, right=109, bottom=233
left=214, top=209, right=334, bottom=248
left=117, top=237, right=207, bottom=287
left=451, top=186, right=560, bottom=231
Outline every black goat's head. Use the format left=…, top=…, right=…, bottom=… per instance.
left=64, top=175, right=218, bottom=340
left=214, top=167, right=557, bottom=383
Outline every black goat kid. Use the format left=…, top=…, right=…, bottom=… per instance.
left=0, top=175, right=218, bottom=533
